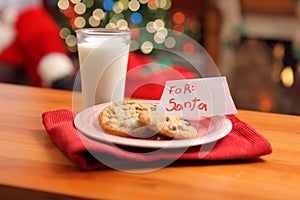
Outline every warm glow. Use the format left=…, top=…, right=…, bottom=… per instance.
left=139, top=0, right=148, bottom=4
left=146, top=21, right=157, bottom=33
left=65, top=34, right=77, bottom=47
left=154, top=19, right=165, bottom=28
left=281, top=66, right=294, bottom=88
left=93, top=9, right=105, bottom=20
left=148, top=0, right=159, bottom=10
left=173, top=24, right=184, bottom=34
left=116, top=19, right=128, bottom=30
left=173, top=12, right=185, bottom=24
left=273, top=43, right=285, bottom=59
left=141, top=41, right=153, bottom=54
left=106, top=22, right=117, bottom=29
left=82, top=0, right=94, bottom=8
left=129, top=0, right=140, bottom=11
left=57, top=0, right=69, bottom=10
left=74, top=3, right=86, bottom=15
left=164, top=36, right=176, bottom=48
left=259, top=99, right=272, bottom=112
left=70, top=0, right=80, bottom=4
left=74, top=16, right=86, bottom=28
left=113, top=1, right=125, bottom=13
left=59, top=27, right=71, bottom=39
left=183, top=42, right=195, bottom=55
left=89, top=16, right=101, bottom=27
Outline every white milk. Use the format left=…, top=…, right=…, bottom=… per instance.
left=78, top=36, right=130, bottom=108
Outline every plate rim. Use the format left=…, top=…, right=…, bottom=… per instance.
left=74, top=100, right=232, bottom=149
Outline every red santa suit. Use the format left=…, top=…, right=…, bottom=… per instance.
left=0, top=5, right=74, bottom=87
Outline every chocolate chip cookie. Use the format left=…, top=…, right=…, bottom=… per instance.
left=138, top=110, right=198, bottom=139
left=98, top=100, right=157, bottom=138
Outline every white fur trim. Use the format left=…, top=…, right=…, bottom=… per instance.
left=38, top=53, right=74, bottom=86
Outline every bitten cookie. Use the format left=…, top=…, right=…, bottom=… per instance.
left=138, top=111, right=198, bottom=139
left=98, top=101, right=157, bottom=138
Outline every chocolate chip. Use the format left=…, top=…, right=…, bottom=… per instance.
left=183, top=120, right=191, bottom=126
left=171, top=125, right=177, bottom=131
left=166, top=116, right=170, bottom=121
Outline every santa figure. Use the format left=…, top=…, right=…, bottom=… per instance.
left=0, top=0, right=75, bottom=89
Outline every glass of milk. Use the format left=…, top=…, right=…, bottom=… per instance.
left=76, top=28, right=131, bottom=109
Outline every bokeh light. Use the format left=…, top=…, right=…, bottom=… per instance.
left=128, top=0, right=140, bottom=11
left=164, top=36, right=176, bottom=48
left=74, top=16, right=86, bottom=28
left=74, top=3, right=86, bottom=15
left=57, top=0, right=69, bottom=10
left=103, top=0, right=114, bottom=11
left=89, top=15, right=101, bottom=27
left=281, top=66, right=294, bottom=88
left=59, top=27, right=71, bottom=39
left=183, top=42, right=195, bottom=55
left=113, top=1, right=125, bottom=13
left=131, top=12, right=142, bottom=24
left=141, top=41, right=153, bottom=54
left=173, top=12, right=185, bottom=24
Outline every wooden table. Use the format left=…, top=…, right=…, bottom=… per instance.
left=0, top=83, right=299, bottom=199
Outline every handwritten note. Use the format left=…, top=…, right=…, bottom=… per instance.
left=158, top=77, right=237, bottom=117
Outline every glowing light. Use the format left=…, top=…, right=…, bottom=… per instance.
left=154, top=28, right=167, bottom=43
left=273, top=43, right=284, bottom=59
left=110, top=13, right=125, bottom=24
left=158, top=0, right=167, bottom=8
left=259, top=98, right=272, bottom=112
left=103, top=0, right=114, bottom=11
left=281, top=66, right=294, bottom=88
left=156, top=28, right=168, bottom=37
left=117, top=19, right=128, bottom=30
left=113, top=1, right=124, bottom=13
left=173, top=12, right=185, bottom=24
left=74, top=3, right=86, bottom=15
left=139, top=0, right=148, bottom=4
left=106, top=22, right=117, bottom=29
left=183, top=42, right=195, bottom=55
left=59, top=27, right=71, bottom=39
left=120, top=0, right=129, bottom=9
left=74, top=16, right=86, bottom=28
left=148, top=0, right=158, bottom=10
left=131, top=12, right=142, bottom=24
left=82, top=0, right=94, bottom=8
left=57, top=0, right=69, bottom=10
left=163, top=0, right=172, bottom=10
left=173, top=24, right=184, bottom=34
left=154, top=35, right=164, bottom=44
left=89, top=16, right=101, bottom=27
left=154, top=19, right=164, bottom=28
left=129, top=0, right=140, bottom=11
left=70, top=0, right=80, bottom=4
left=164, top=36, right=176, bottom=48
left=66, top=34, right=77, bottom=47
left=93, top=9, right=105, bottom=20
left=146, top=21, right=157, bottom=33
left=141, top=41, right=153, bottom=54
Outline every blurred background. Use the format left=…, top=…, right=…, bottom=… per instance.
left=0, top=0, right=299, bottom=115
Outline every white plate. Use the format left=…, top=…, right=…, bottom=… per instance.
left=74, top=100, right=232, bottom=149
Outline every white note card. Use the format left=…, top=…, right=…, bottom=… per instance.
left=158, top=77, right=237, bottom=117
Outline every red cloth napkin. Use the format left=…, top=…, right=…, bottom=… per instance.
left=42, top=110, right=272, bottom=171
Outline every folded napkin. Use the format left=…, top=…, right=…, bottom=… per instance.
left=42, top=110, right=272, bottom=171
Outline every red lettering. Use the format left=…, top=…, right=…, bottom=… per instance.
left=184, top=84, right=192, bottom=94
left=165, top=97, right=208, bottom=112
